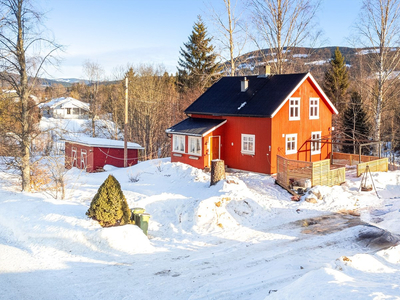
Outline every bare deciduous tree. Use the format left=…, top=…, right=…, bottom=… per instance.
left=250, top=0, right=320, bottom=74
left=126, top=64, right=177, bottom=160
left=0, top=0, right=61, bottom=191
left=82, top=60, right=104, bottom=137
left=208, top=0, right=248, bottom=76
left=355, top=0, right=400, bottom=148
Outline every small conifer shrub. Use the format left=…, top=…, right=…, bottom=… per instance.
left=86, top=175, right=132, bottom=227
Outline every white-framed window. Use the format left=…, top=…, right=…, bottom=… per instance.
left=173, top=135, right=185, bottom=153
left=72, top=147, right=77, bottom=167
left=286, top=134, right=297, bottom=155
left=188, top=136, right=202, bottom=156
left=311, top=131, right=321, bottom=154
left=241, top=134, right=255, bottom=155
left=81, top=149, right=87, bottom=170
left=289, top=98, right=300, bottom=120
left=310, top=98, right=319, bottom=119
left=66, top=108, right=71, bottom=115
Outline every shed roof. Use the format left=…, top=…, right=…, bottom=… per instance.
left=185, top=72, right=338, bottom=117
left=42, top=97, right=89, bottom=111
left=64, top=136, right=143, bottom=149
left=166, top=118, right=226, bottom=136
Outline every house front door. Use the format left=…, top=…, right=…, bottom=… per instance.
left=209, top=136, right=220, bottom=165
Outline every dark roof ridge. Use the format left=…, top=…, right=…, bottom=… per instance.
left=184, top=72, right=323, bottom=117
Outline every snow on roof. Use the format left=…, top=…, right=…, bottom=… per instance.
left=65, top=136, right=143, bottom=149
left=42, top=97, right=89, bottom=110
left=2, top=89, right=17, bottom=94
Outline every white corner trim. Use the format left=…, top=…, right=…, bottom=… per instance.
left=202, top=120, right=227, bottom=137
left=308, top=74, right=338, bottom=115
left=270, top=73, right=338, bottom=118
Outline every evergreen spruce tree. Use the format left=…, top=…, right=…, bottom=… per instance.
left=323, top=47, right=349, bottom=113
left=342, top=91, right=370, bottom=154
left=86, top=175, right=132, bottom=227
left=177, top=16, right=221, bottom=93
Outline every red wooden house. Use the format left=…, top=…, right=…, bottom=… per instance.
left=166, top=68, right=338, bottom=174
left=65, top=137, right=143, bottom=172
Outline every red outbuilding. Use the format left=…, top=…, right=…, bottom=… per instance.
left=166, top=67, right=338, bottom=174
left=65, top=137, right=144, bottom=172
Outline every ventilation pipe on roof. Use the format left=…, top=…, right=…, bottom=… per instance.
left=258, top=65, right=271, bottom=78
left=241, top=77, right=249, bottom=92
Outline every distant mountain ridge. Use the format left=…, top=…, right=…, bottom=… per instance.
left=224, top=46, right=395, bottom=82
left=40, top=77, right=89, bottom=87
left=40, top=46, right=395, bottom=87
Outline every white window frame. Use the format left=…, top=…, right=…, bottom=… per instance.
left=188, top=136, right=202, bottom=156
left=309, top=98, right=319, bottom=119
left=72, top=147, right=77, bottom=167
left=241, top=134, right=255, bottom=155
left=81, top=149, right=87, bottom=170
left=311, top=131, right=321, bottom=155
left=66, top=108, right=71, bottom=115
left=289, top=97, right=300, bottom=120
left=172, top=135, right=185, bottom=153
left=286, top=134, right=297, bottom=155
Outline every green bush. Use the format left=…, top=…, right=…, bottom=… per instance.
left=86, top=175, right=132, bottom=227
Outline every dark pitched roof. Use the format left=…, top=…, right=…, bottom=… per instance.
left=185, top=73, right=312, bottom=117
left=166, top=118, right=226, bottom=136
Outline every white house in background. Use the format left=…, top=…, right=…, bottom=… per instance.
left=41, top=97, right=89, bottom=119
left=1, top=90, right=39, bottom=104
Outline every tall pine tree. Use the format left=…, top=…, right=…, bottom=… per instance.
left=342, top=91, right=370, bottom=154
left=178, top=16, right=221, bottom=93
left=323, top=47, right=349, bottom=113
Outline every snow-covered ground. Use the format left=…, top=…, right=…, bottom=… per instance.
left=305, top=60, right=330, bottom=65
left=0, top=159, right=399, bottom=299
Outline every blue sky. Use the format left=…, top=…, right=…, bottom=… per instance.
left=39, top=0, right=364, bottom=79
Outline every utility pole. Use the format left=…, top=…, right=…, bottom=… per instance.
left=124, top=77, right=128, bottom=167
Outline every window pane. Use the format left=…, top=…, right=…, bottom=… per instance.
left=242, top=135, right=255, bottom=153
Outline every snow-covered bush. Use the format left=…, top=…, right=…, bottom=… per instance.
left=86, top=175, right=132, bottom=227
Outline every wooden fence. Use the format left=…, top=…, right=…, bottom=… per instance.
left=332, top=152, right=377, bottom=166
left=357, top=157, right=389, bottom=177
left=277, top=156, right=313, bottom=188
left=277, top=155, right=346, bottom=189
